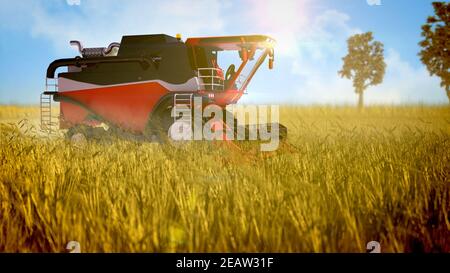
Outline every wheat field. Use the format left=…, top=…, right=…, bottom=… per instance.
left=0, top=105, right=449, bottom=252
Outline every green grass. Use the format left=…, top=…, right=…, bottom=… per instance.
left=0, top=105, right=449, bottom=252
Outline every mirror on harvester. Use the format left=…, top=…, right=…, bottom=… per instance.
left=239, top=48, right=248, bottom=62
left=269, top=49, right=274, bottom=69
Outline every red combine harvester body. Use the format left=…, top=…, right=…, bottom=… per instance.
left=41, top=34, right=278, bottom=140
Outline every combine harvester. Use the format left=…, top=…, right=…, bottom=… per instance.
left=41, top=34, right=286, bottom=143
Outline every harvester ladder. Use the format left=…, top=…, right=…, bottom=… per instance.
left=40, top=78, right=58, bottom=134
left=173, top=93, right=193, bottom=126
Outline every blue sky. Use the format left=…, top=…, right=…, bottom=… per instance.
left=0, top=0, right=448, bottom=105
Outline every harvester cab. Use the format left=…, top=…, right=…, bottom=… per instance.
left=185, top=35, right=276, bottom=104
left=41, top=34, right=279, bottom=140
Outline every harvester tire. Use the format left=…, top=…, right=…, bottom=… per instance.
left=144, top=97, right=174, bottom=142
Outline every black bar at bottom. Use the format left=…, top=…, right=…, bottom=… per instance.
left=0, top=253, right=447, bottom=272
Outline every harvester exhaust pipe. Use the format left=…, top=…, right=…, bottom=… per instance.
left=69, top=40, right=83, bottom=54
left=70, top=40, right=120, bottom=58
left=104, top=42, right=121, bottom=55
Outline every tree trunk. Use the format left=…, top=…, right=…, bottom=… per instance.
left=358, top=91, right=364, bottom=109
left=447, top=89, right=450, bottom=104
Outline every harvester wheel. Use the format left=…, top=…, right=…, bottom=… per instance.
left=144, top=98, right=174, bottom=142
left=66, top=125, right=90, bottom=139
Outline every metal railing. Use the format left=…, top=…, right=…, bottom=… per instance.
left=197, top=68, right=248, bottom=92
left=197, top=68, right=224, bottom=91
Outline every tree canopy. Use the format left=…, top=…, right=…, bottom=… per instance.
left=419, top=1, right=450, bottom=100
left=339, top=32, right=386, bottom=107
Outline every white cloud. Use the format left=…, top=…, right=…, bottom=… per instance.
left=246, top=0, right=311, bottom=58
left=240, top=3, right=447, bottom=105
left=291, top=47, right=445, bottom=105
left=238, top=4, right=363, bottom=104
left=284, top=9, right=369, bottom=105
left=249, top=6, right=446, bottom=105
left=8, top=0, right=229, bottom=53
left=367, top=49, right=445, bottom=104
left=367, top=0, right=382, bottom=6
left=66, top=0, right=80, bottom=6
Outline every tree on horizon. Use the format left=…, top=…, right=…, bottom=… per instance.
left=339, top=32, right=386, bottom=109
